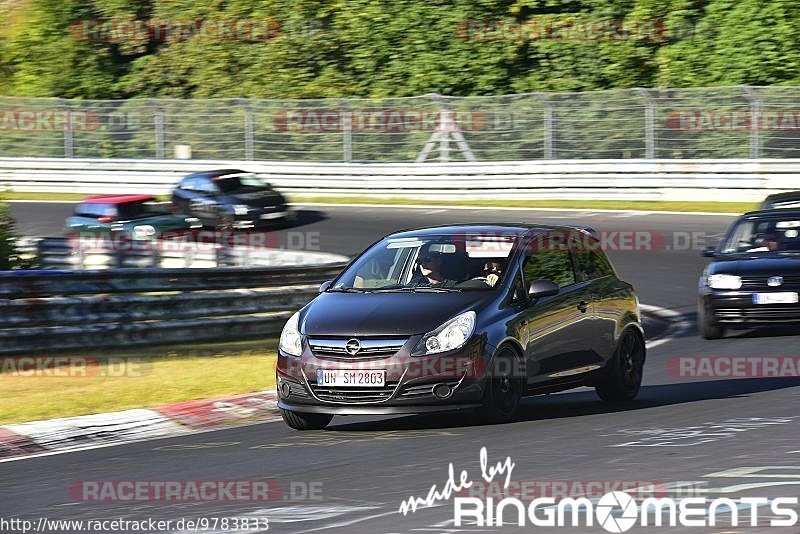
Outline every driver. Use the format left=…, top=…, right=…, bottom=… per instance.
left=747, top=232, right=780, bottom=252
left=411, top=251, right=456, bottom=286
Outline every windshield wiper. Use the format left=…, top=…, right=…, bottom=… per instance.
left=412, top=287, right=462, bottom=292
left=326, top=287, right=371, bottom=293
left=371, top=285, right=461, bottom=293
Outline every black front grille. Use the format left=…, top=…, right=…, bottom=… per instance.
left=716, top=306, right=800, bottom=322
left=740, top=276, right=800, bottom=289
left=308, top=338, right=406, bottom=359
left=309, top=382, right=400, bottom=403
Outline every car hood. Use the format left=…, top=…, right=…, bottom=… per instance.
left=123, top=214, right=192, bottom=230
left=225, top=189, right=285, bottom=208
left=300, top=291, right=491, bottom=337
left=710, top=255, right=800, bottom=276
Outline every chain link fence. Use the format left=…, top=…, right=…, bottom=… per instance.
left=1, top=86, right=798, bottom=162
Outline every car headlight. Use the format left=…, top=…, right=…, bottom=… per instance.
left=413, top=311, right=476, bottom=355
left=131, top=225, right=155, bottom=239
left=233, top=204, right=250, bottom=216
left=707, top=274, right=742, bottom=290
left=279, top=311, right=302, bottom=356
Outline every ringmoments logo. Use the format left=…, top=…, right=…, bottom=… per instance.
left=398, top=448, right=800, bottom=531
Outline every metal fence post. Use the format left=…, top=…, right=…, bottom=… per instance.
left=153, top=103, right=165, bottom=159
left=636, top=88, right=656, bottom=158
left=341, top=100, right=353, bottom=163
left=60, top=99, right=74, bottom=158
left=243, top=103, right=254, bottom=160
left=742, top=86, right=761, bottom=159
left=543, top=99, right=554, bottom=159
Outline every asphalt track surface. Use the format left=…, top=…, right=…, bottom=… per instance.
left=3, top=202, right=800, bottom=534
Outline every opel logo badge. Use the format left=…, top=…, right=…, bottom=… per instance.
left=768, top=276, right=784, bottom=287
left=345, top=339, right=361, bottom=355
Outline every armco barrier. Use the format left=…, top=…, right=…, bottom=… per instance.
left=0, top=263, right=347, bottom=353
left=2, top=157, right=799, bottom=202
left=35, top=236, right=344, bottom=270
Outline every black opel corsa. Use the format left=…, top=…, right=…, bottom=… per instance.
left=277, top=224, right=645, bottom=430
left=699, top=209, right=800, bottom=339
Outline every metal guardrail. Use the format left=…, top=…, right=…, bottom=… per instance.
left=1, top=86, right=799, bottom=162
left=34, top=236, right=343, bottom=270
left=0, top=263, right=347, bottom=353
left=1, top=157, right=797, bottom=202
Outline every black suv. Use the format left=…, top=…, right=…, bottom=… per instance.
left=276, top=224, right=645, bottom=430
left=172, top=169, right=292, bottom=229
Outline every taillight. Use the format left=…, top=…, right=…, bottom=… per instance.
left=98, top=215, right=114, bottom=223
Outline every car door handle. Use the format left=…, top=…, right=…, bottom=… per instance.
left=577, top=300, right=589, bottom=313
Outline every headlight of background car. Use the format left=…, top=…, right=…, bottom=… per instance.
left=233, top=204, right=250, bottom=215
left=131, top=225, right=156, bottom=239
left=279, top=311, right=302, bottom=356
left=413, top=311, right=476, bottom=355
left=707, top=274, right=743, bottom=290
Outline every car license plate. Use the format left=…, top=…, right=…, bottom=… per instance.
left=316, top=369, right=385, bottom=387
left=753, top=292, right=799, bottom=304
left=260, top=211, right=287, bottom=220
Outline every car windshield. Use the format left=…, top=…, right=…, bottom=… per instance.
left=720, top=217, right=800, bottom=254
left=213, top=173, right=267, bottom=193
left=331, top=233, right=518, bottom=291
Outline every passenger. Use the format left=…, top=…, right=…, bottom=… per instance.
left=481, top=261, right=503, bottom=287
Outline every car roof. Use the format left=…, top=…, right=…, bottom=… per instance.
left=82, top=194, right=155, bottom=205
left=183, top=169, right=248, bottom=180
left=764, top=190, right=800, bottom=201
left=386, top=223, right=594, bottom=239
left=742, top=208, right=800, bottom=219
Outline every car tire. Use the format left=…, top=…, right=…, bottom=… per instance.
left=595, top=330, right=645, bottom=402
left=218, top=213, right=235, bottom=231
left=280, top=409, right=333, bottom=431
left=477, top=348, right=522, bottom=424
left=698, top=304, right=725, bottom=340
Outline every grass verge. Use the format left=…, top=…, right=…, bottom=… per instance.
left=0, top=339, right=277, bottom=425
left=290, top=196, right=755, bottom=213
left=4, top=191, right=755, bottom=213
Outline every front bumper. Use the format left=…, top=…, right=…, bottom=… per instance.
left=701, top=291, right=800, bottom=324
left=276, top=337, right=489, bottom=414
left=232, top=207, right=293, bottom=229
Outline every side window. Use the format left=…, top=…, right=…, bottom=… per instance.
left=196, top=178, right=218, bottom=194
left=573, top=247, right=614, bottom=282
left=180, top=177, right=197, bottom=191
left=522, top=249, right=575, bottom=288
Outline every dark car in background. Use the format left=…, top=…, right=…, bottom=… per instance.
left=66, top=194, right=200, bottom=238
left=699, top=209, right=800, bottom=339
left=276, top=224, right=645, bottom=430
left=171, top=169, right=293, bottom=229
left=760, top=191, right=800, bottom=210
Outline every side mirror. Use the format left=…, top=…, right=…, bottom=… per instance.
left=528, top=279, right=559, bottom=300
left=319, top=280, right=332, bottom=293
left=702, top=246, right=716, bottom=258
